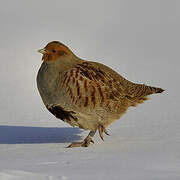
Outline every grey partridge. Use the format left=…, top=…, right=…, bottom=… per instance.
left=37, top=41, right=164, bottom=147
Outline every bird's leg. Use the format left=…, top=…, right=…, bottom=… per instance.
left=67, top=131, right=96, bottom=148
left=98, top=125, right=110, bottom=141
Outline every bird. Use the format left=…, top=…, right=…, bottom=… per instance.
left=37, top=41, right=164, bottom=148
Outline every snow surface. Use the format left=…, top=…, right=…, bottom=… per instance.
left=0, top=0, right=180, bottom=179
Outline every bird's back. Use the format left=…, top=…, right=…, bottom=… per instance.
left=79, top=61, right=164, bottom=107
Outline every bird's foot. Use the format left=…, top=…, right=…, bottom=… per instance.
left=67, top=135, right=94, bottom=148
left=98, top=125, right=110, bottom=141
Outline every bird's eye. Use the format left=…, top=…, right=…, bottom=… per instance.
left=52, top=49, right=56, bottom=53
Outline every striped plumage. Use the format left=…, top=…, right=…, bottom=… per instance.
left=37, top=41, right=164, bottom=147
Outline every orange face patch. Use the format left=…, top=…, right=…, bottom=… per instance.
left=42, top=41, right=72, bottom=62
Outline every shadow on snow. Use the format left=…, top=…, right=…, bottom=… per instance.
left=0, top=125, right=82, bottom=144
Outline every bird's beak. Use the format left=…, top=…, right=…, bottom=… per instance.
left=37, top=48, right=46, bottom=54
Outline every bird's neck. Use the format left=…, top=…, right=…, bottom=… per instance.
left=44, top=55, right=82, bottom=73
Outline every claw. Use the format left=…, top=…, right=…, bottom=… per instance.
left=98, top=125, right=110, bottom=141
left=91, top=139, right=94, bottom=144
left=67, top=142, right=83, bottom=148
left=67, top=134, right=94, bottom=148
left=98, top=126, right=104, bottom=141
left=104, top=128, right=110, bottom=136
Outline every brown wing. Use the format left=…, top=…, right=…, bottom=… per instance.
left=61, top=61, right=164, bottom=110
left=60, top=61, right=130, bottom=111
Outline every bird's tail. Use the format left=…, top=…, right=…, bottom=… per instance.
left=144, top=85, right=164, bottom=95
left=127, top=84, right=164, bottom=106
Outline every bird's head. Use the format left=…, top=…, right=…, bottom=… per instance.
left=38, top=41, right=74, bottom=62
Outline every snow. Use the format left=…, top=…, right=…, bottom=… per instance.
left=0, top=0, right=180, bottom=179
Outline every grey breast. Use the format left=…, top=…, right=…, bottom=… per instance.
left=37, top=62, right=62, bottom=106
